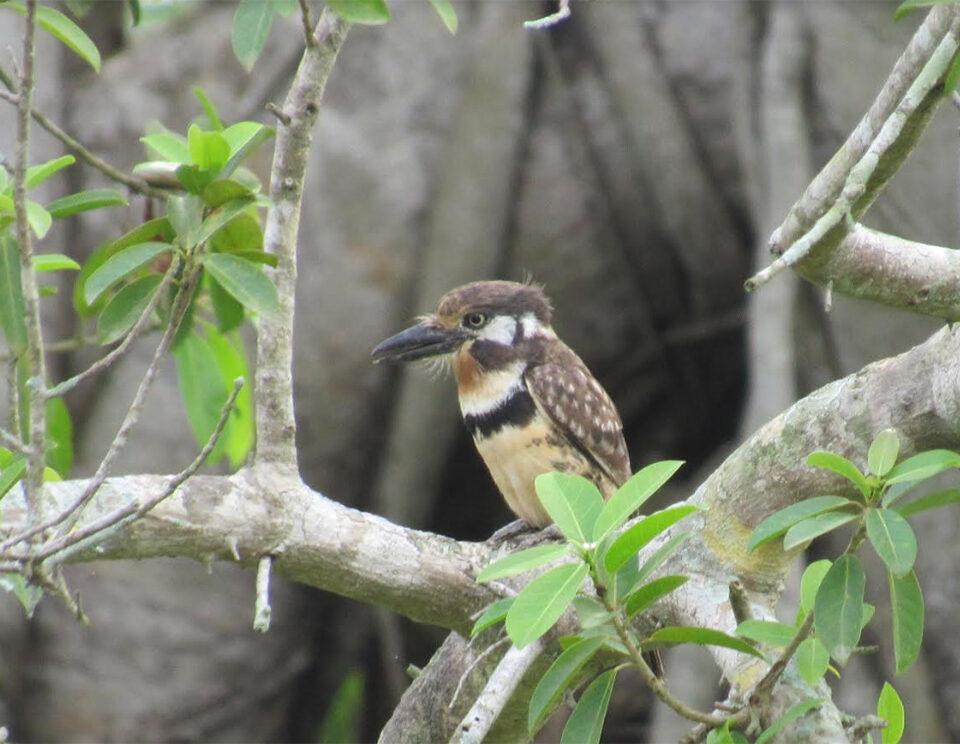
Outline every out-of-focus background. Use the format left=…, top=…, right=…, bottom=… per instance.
left=0, top=2, right=957, bottom=741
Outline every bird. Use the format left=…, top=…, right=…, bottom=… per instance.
left=371, top=280, right=629, bottom=528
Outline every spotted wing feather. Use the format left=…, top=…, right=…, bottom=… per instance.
left=524, top=361, right=630, bottom=488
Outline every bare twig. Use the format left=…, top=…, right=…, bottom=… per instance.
left=253, top=554, right=273, bottom=632
left=44, top=256, right=180, bottom=399
left=450, top=638, right=543, bottom=744
left=0, top=426, right=29, bottom=455
left=297, top=0, right=316, bottom=48
left=12, top=0, right=46, bottom=529
left=448, top=636, right=510, bottom=713
left=524, top=0, right=571, bottom=30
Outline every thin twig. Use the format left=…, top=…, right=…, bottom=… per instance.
left=28, top=378, right=245, bottom=564
left=44, top=256, right=180, bottom=399
left=297, top=0, right=316, bottom=48
left=524, top=0, right=571, bottom=30
left=0, top=426, right=29, bottom=455
left=13, top=0, right=46, bottom=530
left=253, top=554, right=273, bottom=632
left=448, top=636, right=510, bottom=713
left=0, top=333, right=109, bottom=362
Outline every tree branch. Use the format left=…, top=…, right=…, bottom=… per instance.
left=255, top=9, right=349, bottom=467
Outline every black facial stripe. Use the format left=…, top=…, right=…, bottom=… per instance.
left=463, top=388, right=537, bottom=439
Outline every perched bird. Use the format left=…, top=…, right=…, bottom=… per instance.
left=371, top=280, right=629, bottom=527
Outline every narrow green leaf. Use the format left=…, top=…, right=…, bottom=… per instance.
left=428, top=0, right=458, bottom=33
left=187, top=124, right=230, bottom=173
left=97, top=274, right=161, bottom=345
left=232, top=0, right=277, bottom=71
left=0, top=235, right=28, bottom=355
left=470, top=597, right=514, bottom=637
left=782, top=511, right=859, bottom=551
left=204, top=327, right=252, bottom=467
left=604, top=505, right=700, bottom=573
left=884, top=449, right=960, bottom=489
left=194, top=197, right=256, bottom=246
left=83, top=242, right=170, bottom=306
left=560, top=668, right=616, bottom=744
left=3, top=2, right=101, bottom=71
left=210, top=211, right=264, bottom=254
left=735, top=619, right=796, bottom=648
left=172, top=330, right=229, bottom=460
left=889, top=569, right=923, bottom=674
left=754, top=699, right=823, bottom=744
left=203, top=179, right=255, bottom=210
left=25, top=155, right=75, bottom=189
left=814, top=554, right=865, bottom=665
left=0, top=456, right=26, bottom=500
left=528, top=637, right=605, bottom=735
left=868, top=429, right=900, bottom=477
left=624, top=575, right=688, bottom=619
left=209, top=275, right=245, bottom=333
left=866, top=508, right=917, bottom=577
left=807, top=451, right=870, bottom=498
left=475, top=543, right=569, bottom=583
left=895, top=488, right=960, bottom=517
left=943, top=48, right=960, bottom=96
left=636, top=531, right=690, bottom=584
left=141, top=133, right=190, bottom=163
left=592, top=460, right=684, bottom=542
left=748, top=496, right=852, bottom=552
left=796, top=637, right=830, bottom=687
left=231, top=249, right=277, bottom=267
left=46, top=189, right=127, bottom=220
left=221, top=123, right=275, bottom=179
left=877, top=682, right=905, bottom=744
left=895, top=0, right=957, bottom=22
left=505, top=563, right=588, bottom=648
left=327, top=0, right=391, bottom=24
left=535, top=472, right=604, bottom=545
left=26, top=200, right=52, bottom=239
left=44, top=396, right=73, bottom=477
left=33, top=254, right=80, bottom=272
left=644, top=627, right=766, bottom=659
left=200, top=253, right=278, bottom=316
left=800, top=559, right=833, bottom=615
left=193, top=87, right=224, bottom=131
left=573, top=596, right=611, bottom=628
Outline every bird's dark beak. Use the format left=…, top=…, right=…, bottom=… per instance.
left=371, top=322, right=464, bottom=364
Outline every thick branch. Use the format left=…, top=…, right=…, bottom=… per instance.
left=255, top=10, right=349, bottom=467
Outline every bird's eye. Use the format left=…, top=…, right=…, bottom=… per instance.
left=463, top=312, right=488, bottom=329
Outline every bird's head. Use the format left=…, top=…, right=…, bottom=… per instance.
left=371, top=280, right=553, bottom=365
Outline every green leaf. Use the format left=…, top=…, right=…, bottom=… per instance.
left=200, top=253, right=278, bottom=316
left=83, top=242, right=170, bottom=306
left=814, top=554, right=865, bottom=666
left=231, top=0, right=277, bottom=71
left=33, top=254, right=80, bottom=273
left=141, top=133, right=190, bottom=163
left=800, top=559, right=833, bottom=615
left=604, top=505, right=700, bottom=573
left=428, top=0, right=458, bottom=33
left=782, top=511, right=859, bottom=551
left=944, top=48, right=960, bottom=97
left=25, top=155, right=75, bottom=189
left=195, top=197, right=256, bottom=246
left=748, top=496, right=852, bottom=552
left=796, top=637, right=830, bottom=687
left=209, top=274, right=245, bottom=333
left=560, top=668, right=616, bottom=744
left=735, top=619, right=796, bottom=648
left=203, top=179, right=255, bottom=210
left=187, top=124, right=230, bottom=173
left=25, top=200, right=52, bottom=239
left=528, top=636, right=605, bottom=736
left=624, top=575, right=688, bottom=619
left=203, top=326, right=253, bottom=466
left=707, top=723, right=749, bottom=744
left=866, top=508, right=917, bottom=577
left=535, top=472, right=604, bottom=545
left=895, top=488, right=960, bottom=517
left=877, top=682, right=905, bottom=744
left=0, top=235, right=28, bottom=355
left=505, top=563, right=588, bottom=648
left=884, top=449, right=960, bottom=489
left=3, top=2, right=101, bottom=71
left=221, top=122, right=275, bottom=179
left=0, top=456, right=26, bottom=500
left=889, top=569, right=923, bottom=674
left=807, top=451, right=870, bottom=498
left=754, top=699, right=823, bottom=744
left=210, top=212, right=264, bottom=255
left=592, top=460, right=684, bottom=542
left=193, top=87, right=224, bottom=131
left=231, top=249, right=277, bottom=268
left=895, top=0, right=958, bottom=22
left=644, top=626, right=766, bottom=659
left=636, top=531, right=690, bottom=584
left=470, top=597, right=514, bottom=637
left=327, top=0, right=391, bottom=24
left=46, top=189, right=128, bottom=220
left=868, top=429, right=900, bottom=478
left=45, top=395, right=73, bottom=477
left=173, top=330, right=230, bottom=460
left=96, top=274, right=161, bottom=345
left=573, top=596, right=611, bottom=628
left=0, top=571, right=43, bottom=616
left=476, top=543, right=569, bottom=583
left=316, top=668, right=364, bottom=744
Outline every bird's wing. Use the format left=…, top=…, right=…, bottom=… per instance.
left=524, top=361, right=631, bottom=487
